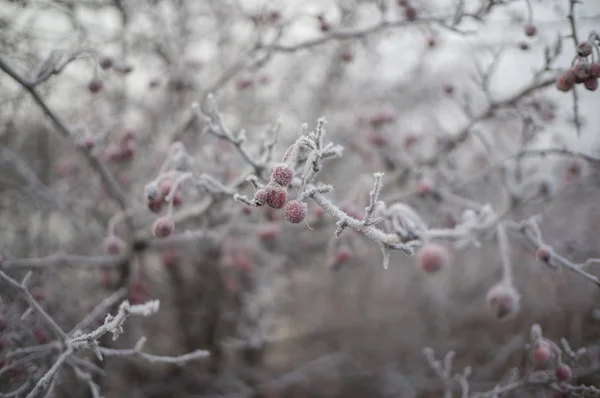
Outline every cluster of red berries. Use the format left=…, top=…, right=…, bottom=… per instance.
left=556, top=41, right=600, bottom=92
left=145, top=177, right=183, bottom=213
left=531, top=340, right=573, bottom=382
left=87, top=55, right=133, bottom=94
left=252, top=164, right=308, bottom=224
left=397, top=0, right=417, bottom=21
left=104, top=130, right=136, bottom=162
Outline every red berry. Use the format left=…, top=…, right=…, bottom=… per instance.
left=128, top=281, right=149, bottom=304
left=148, top=199, right=163, bottom=213
left=99, top=56, right=113, bottom=69
left=88, top=78, right=103, bottom=93
left=555, top=364, right=572, bottom=381
left=416, top=243, right=449, bottom=273
left=524, top=24, right=537, bottom=37
left=103, top=235, right=125, bottom=255
left=584, top=77, right=598, bottom=91
left=253, top=189, right=269, bottom=206
left=532, top=341, right=552, bottom=364
left=536, top=246, right=551, bottom=263
left=577, top=41, right=593, bottom=57
left=443, top=84, right=454, bottom=95
left=334, top=248, right=350, bottom=264
left=284, top=200, right=307, bottom=224
left=158, top=178, right=174, bottom=197
left=266, top=186, right=287, bottom=209
left=486, top=283, right=520, bottom=320
left=574, top=64, right=590, bottom=83
left=153, top=217, right=174, bottom=238
left=271, top=164, right=294, bottom=186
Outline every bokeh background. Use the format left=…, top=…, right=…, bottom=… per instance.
left=1, top=0, right=600, bottom=397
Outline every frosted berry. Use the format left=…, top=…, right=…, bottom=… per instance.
left=555, top=70, right=575, bottom=92
left=416, top=243, right=449, bottom=273
left=103, top=235, right=125, bottom=255
left=584, top=77, right=598, bottom=91
left=577, top=41, right=593, bottom=57
left=555, top=364, right=572, bottom=381
left=88, top=78, right=103, bottom=93
left=486, top=282, right=520, bottom=320
left=253, top=189, right=269, bottom=206
left=152, top=217, right=174, bottom=238
left=271, top=164, right=294, bottom=186
left=524, top=24, right=537, bottom=37
left=574, top=64, right=590, bottom=83
left=284, top=200, right=307, bottom=224
left=532, top=342, right=552, bottom=364
left=266, top=186, right=287, bottom=209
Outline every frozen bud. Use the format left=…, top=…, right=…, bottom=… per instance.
left=103, top=235, right=126, bottom=255
left=486, top=282, right=520, bottom=320
left=577, top=41, right=593, bottom=57
left=555, top=364, right=572, bottom=381
left=152, top=217, right=174, bottom=238
left=532, top=341, right=552, bottom=364
left=266, top=186, right=287, bottom=209
left=524, top=24, right=537, bottom=37
left=284, top=200, right=307, bottom=224
left=88, top=78, right=103, bottom=94
left=253, top=188, right=269, bottom=206
left=416, top=243, right=450, bottom=273
left=271, top=164, right=294, bottom=186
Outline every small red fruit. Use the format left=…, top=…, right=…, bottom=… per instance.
left=577, top=41, right=593, bottom=57
left=284, top=200, right=307, bottom=224
left=152, top=217, right=174, bottom=238
left=532, top=341, right=552, bottom=364
left=266, top=186, right=287, bottom=209
left=271, top=164, right=294, bottom=186
left=524, top=24, right=537, bottom=37
left=253, top=188, right=269, bottom=206
left=88, top=78, right=103, bottom=93
left=555, top=364, right=572, bottom=381
left=416, top=243, right=449, bottom=273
